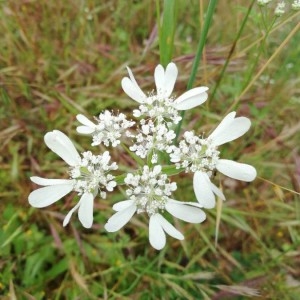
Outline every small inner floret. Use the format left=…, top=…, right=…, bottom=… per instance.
left=125, top=166, right=177, bottom=215
left=69, top=151, right=118, bottom=198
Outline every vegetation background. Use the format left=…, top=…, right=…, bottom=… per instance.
left=0, top=0, right=299, bottom=299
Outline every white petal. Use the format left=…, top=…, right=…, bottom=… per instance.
left=112, top=200, right=135, bottom=211
left=153, top=164, right=162, bottom=174
left=121, top=67, right=146, bottom=103
left=104, top=204, right=137, bottom=232
left=154, top=64, right=165, bottom=94
left=173, top=87, right=208, bottom=110
left=156, top=214, right=184, bottom=240
left=126, top=66, right=141, bottom=89
left=209, top=111, right=236, bottom=141
left=76, top=126, right=95, bottom=134
left=209, top=115, right=251, bottom=146
left=155, top=63, right=178, bottom=97
left=28, top=184, right=73, bottom=208
left=217, top=159, right=257, bottom=182
left=209, top=182, right=226, bottom=200
left=76, top=114, right=96, bottom=128
left=63, top=201, right=81, bottom=227
left=164, top=62, right=178, bottom=97
left=165, top=202, right=206, bottom=223
left=30, top=176, right=73, bottom=186
left=44, top=130, right=80, bottom=166
left=149, top=214, right=166, bottom=250
left=76, top=115, right=96, bottom=134
left=168, top=199, right=204, bottom=208
left=193, top=171, right=216, bottom=209
left=78, top=192, right=94, bottom=228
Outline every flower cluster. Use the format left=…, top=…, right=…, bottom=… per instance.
left=29, top=62, right=257, bottom=250
left=275, top=1, right=286, bottom=16
left=29, top=130, right=117, bottom=228
left=168, top=112, right=256, bottom=208
left=105, top=165, right=205, bottom=250
left=129, top=120, right=176, bottom=163
left=76, top=110, right=135, bottom=147
left=257, top=0, right=300, bottom=14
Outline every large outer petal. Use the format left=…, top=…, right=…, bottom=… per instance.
left=78, top=192, right=94, bottom=228
left=209, top=114, right=251, bottom=146
left=155, top=63, right=178, bottom=98
left=193, top=171, right=216, bottom=209
left=76, top=114, right=96, bottom=128
left=209, top=182, right=226, bottom=200
left=156, top=214, right=184, bottom=240
left=168, top=199, right=204, bottom=208
left=173, top=87, right=208, bottom=110
left=112, top=200, right=135, bottom=211
left=165, top=201, right=206, bottom=223
left=63, top=201, right=81, bottom=227
left=154, top=64, right=165, bottom=94
left=76, top=114, right=96, bottom=134
left=76, top=126, right=95, bottom=134
left=216, top=159, right=257, bottom=182
left=30, top=176, right=74, bottom=186
left=121, top=67, right=146, bottom=103
left=28, top=183, right=73, bottom=208
left=44, top=130, right=80, bottom=166
left=209, top=112, right=236, bottom=140
left=104, top=204, right=137, bottom=232
left=149, top=214, right=166, bottom=250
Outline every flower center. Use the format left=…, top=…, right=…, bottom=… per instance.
left=92, top=111, right=135, bottom=147
left=169, top=132, right=220, bottom=177
left=134, top=91, right=182, bottom=125
left=129, top=120, right=176, bottom=163
left=125, top=166, right=177, bottom=216
left=69, top=151, right=117, bottom=198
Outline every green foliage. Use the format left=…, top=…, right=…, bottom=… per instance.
left=1, top=0, right=300, bottom=298
left=157, top=0, right=179, bottom=67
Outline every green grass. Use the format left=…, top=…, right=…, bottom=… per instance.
left=1, top=0, right=300, bottom=299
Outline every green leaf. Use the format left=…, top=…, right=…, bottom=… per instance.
left=161, top=165, right=184, bottom=176
left=157, top=0, right=179, bottom=67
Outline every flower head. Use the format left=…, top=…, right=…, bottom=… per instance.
left=104, top=165, right=206, bottom=250
left=129, top=120, right=176, bottom=163
left=275, top=1, right=286, bottom=16
left=28, top=130, right=117, bottom=228
left=169, top=112, right=257, bottom=208
left=257, top=0, right=272, bottom=6
left=121, top=62, right=208, bottom=124
left=76, top=110, right=135, bottom=147
left=292, top=0, right=300, bottom=10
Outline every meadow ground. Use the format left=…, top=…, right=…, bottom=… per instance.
left=0, top=1, right=300, bottom=299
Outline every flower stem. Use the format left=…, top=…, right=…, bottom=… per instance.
left=210, top=0, right=256, bottom=103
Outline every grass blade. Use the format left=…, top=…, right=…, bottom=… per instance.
left=157, top=0, right=179, bottom=67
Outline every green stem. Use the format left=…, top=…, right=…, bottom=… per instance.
left=241, top=17, right=277, bottom=92
left=210, top=0, right=256, bottom=102
left=121, top=144, right=144, bottom=166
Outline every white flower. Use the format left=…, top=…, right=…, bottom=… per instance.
left=169, top=112, right=257, bottom=209
left=275, top=1, right=285, bottom=16
left=76, top=110, right=135, bottom=147
left=121, top=62, right=208, bottom=123
left=292, top=0, right=300, bottom=10
left=104, top=165, right=206, bottom=250
left=129, top=120, right=176, bottom=163
left=257, top=0, right=272, bottom=6
left=28, top=130, right=117, bottom=228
